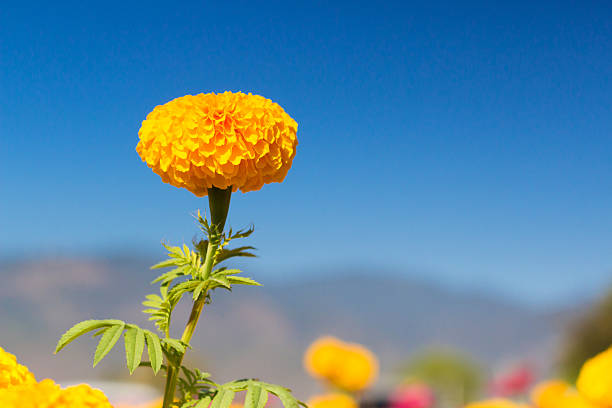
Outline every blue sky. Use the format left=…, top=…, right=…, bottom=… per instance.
left=1, top=0, right=611, bottom=306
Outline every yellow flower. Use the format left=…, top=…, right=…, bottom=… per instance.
left=51, top=383, right=114, bottom=408
left=307, top=393, right=358, bottom=408
left=464, top=399, right=530, bottom=408
left=0, top=346, right=36, bottom=389
left=0, top=379, right=61, bottom=408
left=531, top=380, right=569, bottom=408
left=304, top=337, right=346, bottom=379
left=577, top=347, right=612, bottom=406
left=0, top=379, right=113, bottom=408
left=304, top=336, right=379, bottom=392
left=136, top=92, right=298, bottom=197
left=333, top=344, right=379, bottom=392
left=531, top=380, right=600, bottom=408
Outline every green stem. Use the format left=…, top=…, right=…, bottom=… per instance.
left=162, top=186, right=232, bottom=408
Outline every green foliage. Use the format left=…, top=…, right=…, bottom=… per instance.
left=142, top=288, right=176, bottom=337
left=144, top=329, right=163, bottom=373
left=143, top=230, right=261, bottom=337
left=174, top=377, right=306, bottom=408
left=94, top=322, right=125, bottom=367
left=54, top=209, right=302, bottom=408
left=56, top=320, right=165, bottom=375
left=125, top=326, right=146, bottom=374
left=560, top=288, right=612, bottom=381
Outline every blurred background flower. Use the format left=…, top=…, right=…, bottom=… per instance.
left=307, top=393, right=358, bottom=408
left=489, top=363, right=533, bottom=398
left=389, top=382, right=435, bottom=408
left=304, top=336, right=378, bottom=393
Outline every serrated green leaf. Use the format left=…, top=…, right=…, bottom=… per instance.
left=245, top=382, right=268, bottom=408
left=55, top=319, right=123, bottom=353
left=264, top=384, right=300, bottom=408
left=143, top=330, right=163, bottom=374
left=215, top=246, right=257, bottom=265
left=151, top=258, right=179, bottom=269
left=227, top=276, right=261, bottom=286
left=93, top=322, right=125, bottom=366
left=124, top=326, right=145, bottom=374
left=212, top=268, right=242, bottom=276
left=163, top=338, right=187, bottom=354
left=210, top=388, right=236, bottom=408
left=229, top=226, right=254, bottom=240
left=210, top=275, right=231, bottom=289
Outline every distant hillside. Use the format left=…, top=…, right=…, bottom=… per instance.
left=0, top=256, right=583, bottom=398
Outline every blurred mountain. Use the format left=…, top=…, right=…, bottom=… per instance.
left=0, top=256, right=582, bottom=399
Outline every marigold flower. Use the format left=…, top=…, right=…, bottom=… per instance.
left=0, top=378, right=113, bottom=408
left=304, top=336, right=378, bottom=392
left=0, top=346, right=36, bottom=389
left=463, top=399, right=530, bottom=408
left=52, top=383, right=114, bottom=408
left=136, top=92, right=298, bottom=197
left=334, top=343, right=379, bottom=391
left=576, top=347, right=612, bottom=406
left=304, top=337, right=346, bottom=379
left=307, top=393, right=358, bottom=408
left=530, top=380, right=600, bottom=408
left=0, top=379, right=61, bottom=408
left=531, top=380, right=569, bottom=408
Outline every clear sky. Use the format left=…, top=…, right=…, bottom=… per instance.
left=1, top=0, right=611, bottom=306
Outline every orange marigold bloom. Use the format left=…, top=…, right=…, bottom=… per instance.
left=304, top=336, right=379, bottom=392
left=0, top=346, right=36, bottom=389
left=136, top=92, right=298, bottom=196
left=307, top=393, right=358, bottom=408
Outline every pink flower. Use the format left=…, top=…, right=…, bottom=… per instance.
left=389, top=383, right=435, bottom=408
left=490, top=363, right=534, bottom=397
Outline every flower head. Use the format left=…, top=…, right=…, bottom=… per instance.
left=0, top=379, right=61, bottom=408
left=463, top=399, right=530, bottom=408
left=136, top=92, right=298, bottom=196
left=307, top=393, right=358, bottom=408
left=0, top=346, right=35, bottom=389
left=576, top=347, right=612, bottom=406
left=304, top=336, right=379, bottom=392
left=531, top=380, right=570, bottom=408
left=0, top=378, right=113, bottom=408
left=52, top=383, right=114, bottom=408
left=530, top=380, right=600, bottom=408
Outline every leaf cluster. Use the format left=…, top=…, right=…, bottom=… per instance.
left=143, top=239, right=260, bottom=336
left=54, top=211, right=304, bottom=408
left=176, top=378, right=306, bottom=408
left=55, top=320, right=164, bottom=374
